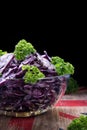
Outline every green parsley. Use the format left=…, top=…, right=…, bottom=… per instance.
left=14, top=39, right=36, bottom=60
left=66, top=77, right=79, bottom=94
left=22, top=65, right=45, bottom=84
left=0, top=50, right=7, bottom=56
left=51, top=56, right=74, bottom=75
left=67, top=115, right=87, bottom=130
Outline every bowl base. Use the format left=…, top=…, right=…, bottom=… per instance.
left=0, top=107, right=50, bottom=117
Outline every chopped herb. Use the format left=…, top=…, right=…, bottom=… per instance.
left=67, top=115, right=87, bottom=130
left=51, top=56, right=74, bottom=75
left=22, top=65, right=45, bottom=84
left=14, top=39, right=36, bottom=60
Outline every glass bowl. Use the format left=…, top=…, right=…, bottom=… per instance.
left=0, top=75, right=69, bottom=117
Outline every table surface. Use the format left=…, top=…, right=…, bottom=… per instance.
left=0, top=87, right=87, bottom=130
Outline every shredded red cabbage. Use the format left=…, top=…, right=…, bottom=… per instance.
left=0, top=52, right=67, bottom=112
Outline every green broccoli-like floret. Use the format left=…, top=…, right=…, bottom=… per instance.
left=51, top=56, right=64, bottom=65
left=0, top=49, right=7, bottom=56
left=14, top=39, right=36, bottom=60
left=0, top=73, right=2, bottom=77
left=65, top=77, right=79, bottom=94
left=67, top=115, right=87, bottom=130
left=22, top=65, right=45, bottom=84
left=51, top=56, right=74, bottom=75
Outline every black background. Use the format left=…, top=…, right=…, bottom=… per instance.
left=0, top=4, right=87, bottom=86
